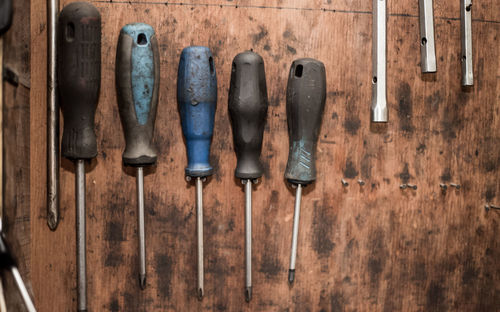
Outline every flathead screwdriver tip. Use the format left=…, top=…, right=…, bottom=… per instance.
left=245, top=286, right=252, bottom=302
left=197, top=287, right=204, bottom=301
left=139, top=274, right=146, bottom=290
left=288, top=269, right=295, bottom=284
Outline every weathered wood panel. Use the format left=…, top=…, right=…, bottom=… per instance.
left=31, top=0, right=499, bottom=311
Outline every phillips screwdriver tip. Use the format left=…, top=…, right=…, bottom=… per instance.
left=245, top=287, right=252, bottom=302
left=288, top=269, right=295, bottom=284
left=197, top=288, right=204, bottom=301
left=139, top=274, right=146, bottom=290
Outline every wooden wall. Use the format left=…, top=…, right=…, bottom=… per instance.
left=30, top=0, right=499, bottom=311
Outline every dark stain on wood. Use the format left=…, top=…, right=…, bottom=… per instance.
left=426, top=281, right=447, bottom=311
left=155, top=253, right=173, bottom=299
left=485, top=184, right=496, bottom=201
left=343, top=116, right=361, bottom=135
left=397, top=82, right=414, bottom=134
left=105, top=221, right=125, bottom=242
left=399, top=163, right=412, bottom=183
left=252, top=25, right=268, bottom=45
left=416, top=143, right=426, bottom=154
left=343, top=160, right=359, bottom=179
left=367, top=227, right=388, bottom=286
left=311, top=201, right=335, bottom=257
left=440, top=168, right=452, bottom=182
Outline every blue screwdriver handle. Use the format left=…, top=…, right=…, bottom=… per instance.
left=177, top=46, right=217, bottom=178
left=116, top=23, right=160, bottom=166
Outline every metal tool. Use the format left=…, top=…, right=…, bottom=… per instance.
left=47, top=0, right=60, bottom=230
left=418, top=0, right=437, bottom=73
left=177, top=46, right=217, bottom=299
left=58, top=3, right=101, bottom=311
left=460, top=0, right=473, bottom=86
left=285, top=58, right=326, bottom=284
left=0, top=234, right=37, bottom=312
left=228, top=51, right=268, bottom=302
left=116, top=23, right=160, bottom=290
left=372, top=0, right=388, bottom=122
left=0, top=0, right=12, bottom=36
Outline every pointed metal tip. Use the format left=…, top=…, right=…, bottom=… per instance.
left=47, top=212, right=59, bottom=231
left=139, top=274, right=146, bottom=290
left=245, top=287, right=252, bottom=302
left=197, top=287, right=204, bottom=300
left=288, top=270, right=295, bottom=284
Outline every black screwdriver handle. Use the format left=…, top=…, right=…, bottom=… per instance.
left=58, top=2, right=101, bottom=160
left=228, top=51, right=269, bottom=180
left=284, top=58, right=326, bottom=185
left=0, top=0, right=12, bottom=36
left=116, top=23, right=160, bottom=166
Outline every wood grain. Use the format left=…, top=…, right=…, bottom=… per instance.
left=30, top=0, right=499, bottom=311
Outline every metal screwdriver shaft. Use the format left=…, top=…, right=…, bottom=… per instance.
left=75, top=160, right=86, bottom=311
left=137, top=167, right=146, bottom=288
left=178, top=46, right=217, bottom=300
left=228, top=51, right=268, bottom=301
left=58, top=3, right=101, bottom=310
left=195, top=177, right=204, bottom=298
left=244, top=179, right=252, bottom=300
left=372, top=0, right=388, bottom=122
left=116, top=23, right=160, bottom=290
left=288, top=184, right=302, bottom=283
left=285, top=58, right=326, bottom=284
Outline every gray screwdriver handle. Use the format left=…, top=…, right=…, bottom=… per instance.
left=116, top=23, right=160, bottom=166
left=284, top=58, right=326, bottom=185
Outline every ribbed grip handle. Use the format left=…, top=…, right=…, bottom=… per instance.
left=228, top=51, right=268, bottom=180
left=116, top=23, right=159, bottom=166
left=177, top=46, right=217, bottom=177
left=58, top=2, right=101, bottom=160
left=284, top=58, right=326, bottom=185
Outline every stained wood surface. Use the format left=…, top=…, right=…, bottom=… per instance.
left=30, top=1, right=499, bottom=311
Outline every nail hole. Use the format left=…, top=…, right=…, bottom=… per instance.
left=209, top=57, right=214, bottom=75
left=65, top=22, right=75, bottom=41
left=421, top=37, right=427, bottom=46
left=137, top=33, right=147, bottom=45
left=372, top=76, right=377, bottom=84
left=295, top=65, right=303, bottom=77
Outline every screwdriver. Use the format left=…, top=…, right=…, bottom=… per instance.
left=285, top=58, right=326, bottom=284
left=177, top=46, right=217, bottom=299
left=0, top=234, right=37, bottom=312
left=116, top=23, right=160, bottom=290
left=228, top=51, right=269, bottom=302
left=372, top=0, right=388, bottom=122
left=58, top=3, right=101, bottom=311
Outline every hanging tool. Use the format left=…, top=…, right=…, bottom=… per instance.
left=116, top=23, right=160, bottom=290
left=47, top=0, right=60, bottom=230
left=372, top=0, right=388, bottom=122
left=0, top=0, right=12, bottom=36
left=0, top=233, right=37, bottom=312
left=460, top=0, right=473, bottom=86
left=58, top=3, right=101, bottom=311
left=285, top=58, right=326, bottom=284
left=177, top=46, right=217, bottom=300
left=418, top=0, right=437, bottom=73
left=228, top=51, right=268, bottom=302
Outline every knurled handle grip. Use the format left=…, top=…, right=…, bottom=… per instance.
left=284, top=58, right=326, bottom=185
left=228, top=51, right=268, bottom=180
left=58, top=2, right=101, bottom=160
left=116, top=23, right=159, bottom=166
left=177, top=46, right=217, bottom=178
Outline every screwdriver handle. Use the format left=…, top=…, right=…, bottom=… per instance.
left=228, top=51, right=268, bottom=180
left=284, top=58, right=326, bottom=185
left=58, top=2, right=101, bottom=160
left=116, top=23, right=160, bottom=166
left=0, top=0, right=12, bottom=36
left=177, top=46, right=217, bottom=178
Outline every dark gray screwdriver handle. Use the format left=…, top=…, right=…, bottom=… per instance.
left=284, top=58, right=326, bottom=185
left=58, top=2, right=101, bottom=160
left=116, top=23, right=160, bottom=166
left=228, top=51, right=269, bottom=180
